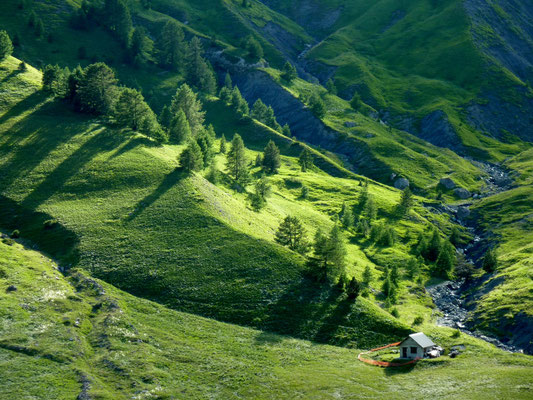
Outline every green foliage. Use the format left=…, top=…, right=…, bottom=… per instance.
left=346, top=277, right=360, bottom=300
left=245, top=35, right=264, bottom=61
left=275, top=215, right=309, bottom=254
left=179, top=141, right=203, bottom=172
left=298, top=148, right=314, bottom=172
left=435, top=241, right=456, bottom=279
left=156, top=20, right=186, bottom=70
left=170, top=83, right=205, bottom=136
left=262, top=140, right=281, bottom=174
left=309, top=93, right=326, bottom=118
left=0, top=30, right=13, bottom=60
left=339, top=202, right=353, bottom=227
left=397, top=187, right=415, bottom=217
left=226, top=133, right=250, bottom=187
left=350, top=92, right=361, bottom=110
left=310, top=224, right=347, bottom=282
left=42, top=64, right=66, bottom=96
left=219, top=134, right=227, bottom=153
left=482, top=248, right=498, bottom=272
left=326, top=78, right=337, bottom=95
left=362, top=265, right=372, bottom=288
left=113, top=87, right=154, bottom=131
left=224, top=73, right=232, bottom=89
left=103, top=0, right=132, bottom=46
left=128, top=27, right=152, bottom=65
left=281, top=61, right=297, bottom=82
left=77, top=62, right=117, bottom=115
left=230, top=86, right=249, bottom=116
left=413, top=316, right=424, bottom=326
left=186, top=37, right=217, bottom=94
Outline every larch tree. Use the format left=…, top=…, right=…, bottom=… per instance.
left=0, top=30, right=13, bottom=60
left=262, top=140, right=281, bottom=174
left=298, top=148, right=313, bottom=172
left=156, top=20, right=185, bottom=70
left=77, top=62, right=118, bottom=115
left=275, top=216, right=308, bottom=254
left=226, top=133, right=250, bottom=187
left=170, top=83, right=205, bottom=135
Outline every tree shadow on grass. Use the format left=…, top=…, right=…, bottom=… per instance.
left=0, top=90, right=49, bottom=126
left=107, top=135, right=156, bottom=160
left=384, top=362, right=417, bottom=375
left=21, top=128, right=127, bottom=210
left=0, top=194, right=80, bottom=266
left=124, top=167, right=188, bottom=221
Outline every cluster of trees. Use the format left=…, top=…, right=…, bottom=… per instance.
left=41, top=62, right=165, bottom=142
left=219, top=82, right=250, bottom=117
left=70, top=2, right=217, bottom=93
left=0, top=31, right=13, bottom=61
left=413, top=227, right=457, bottom=279
left=299, top=91, right=326, bottom=118
left=251, top=98, right=283, bottom=132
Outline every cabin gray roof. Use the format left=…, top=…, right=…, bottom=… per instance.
left=401, top=332, right=435, bottom=348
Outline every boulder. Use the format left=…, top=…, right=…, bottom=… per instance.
left=394, top=177, right=410, bottom=190
left=457, top=206, right=470, bottom=219
left=439, top=177, right=456, bottom=190
left=454, top=188, right=471, bottom=199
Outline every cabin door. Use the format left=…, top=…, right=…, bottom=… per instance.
left=402, top=347, right=407, bottom=358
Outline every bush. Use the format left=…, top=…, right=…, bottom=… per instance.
left=413, top=316, right=424, bottom=326
left=2, top=238, right=15, bottom=246
left=10, top=230, right=20, bottom=238
left=300, top=185, right=309, bottom=199
left=451, top=329, right=461, bottom=338
left=391, top=308, right=400, bottom=318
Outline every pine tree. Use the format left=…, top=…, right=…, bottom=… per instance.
left=264, top=106, right=281, bottom=131
left=426, top=228, right=442, bottom=262
left=169, top=109, right=191, bottom=143
left=226, top=133, right=250, bottom=187
left=170, top=83, right=205, bottom=135
left=282, top=124, right=291, bottom=137
left=350, top=92, right=361, bottom=110
left=251, top=98, right=268, bottom=122
left=0, top=31, right=14, bottom=60
left=326, top=78, right=337, bottom=95
left=255, top=174, right=271, bottom=200
left=129, top=27, right=152, bottom=65
left=103, top=0, right=132, bottom=46
left=186, top=37, right=217, bottom=94
left=339, top=202, right=353, bottom=227
left=245, top=35, right=263, bottom=61
left=298, top=148, right=313, bottom=172
left=365, top=195, right=377, bottom=220
left=435, top=241, right=456, bottom=279
left=328, top=224, right=347, bottom=278
left=358, top=182, right=369, bottom=209
left=224, top=73, right=232, bottom=89
left=406, top=257, right=420, bottom=279
left=397, top=187, right=414, bottom=217
left=309, top=93, right=326, bottom=118
left=346, top=277, right=360, bottom=300
left=179, top=141, right=203, bottom=172
left=274, top=216, right=309, bottom=254
left=219, top=86, right=231, bottom=103
left=362, top=265, right=372, bottom=288
left=195, top=127, right=215, bottom=166
left=230, top=86, right=249, bottom=115
left=281, top=62, right=297, bottom=82
left=159, top=105, right=172, bottom=130
left=42, top=65, right=65, bottom=95
left=156, top=20, right=185, bottom=69
left=219, top=134, right=227, bottom=153
left=77, top=62, right=118, bottom=115
left=113, top=87, right=152, bottom=131
left=450, top=226, right=461, bottom=247
left=482, top=248, right=498, bottom=272
left=262, top=140, right=281, bottom=174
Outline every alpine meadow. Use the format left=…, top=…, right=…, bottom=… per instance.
left=0, top=0, right=532, bottom=399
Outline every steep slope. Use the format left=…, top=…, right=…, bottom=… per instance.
left=2, top=238, right=533, bottom=399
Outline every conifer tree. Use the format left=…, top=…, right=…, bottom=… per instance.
left=262, top=140, right=281, bottom=174
left=219, top=86, right=231, bottom=103
left=358, top=181, right=369, bottom=209
left=326, top=78, right=337, bottom=95
left=159, top=105, right=172, bottom=130
left=281, top=61, right=297, bottom=82
left=219, top=134, right=227, bottom=153
left=0, top=31, right=14, bottom=60
left=251, top=98, right=268, bottom=122
left=346, top=277, right=360, bottom=300
left=42, top=65, right=65, bottom=95
left=113, top=87, right=153, bottom=131
left=186, top=37, right=217, bottom=94
left=226, top=133, right=250, bottom=187
left=77, top=62, right=118, bottom=115
left=426, top=228, right=442, bottom=262
left=245, top=35, right=263, bottom=61
left=435, top=241, right=456, bottom=278
left=482, top=248, right=498, bottom=272
left=282, top=124, right=291, bottom=137
left=170, top=83, right=205, bottom=135
left=397, top=187, right=414, bottom=216
left=230, top=86, right=249, bottom=115
left=35, top=18, right=45, bottom=37
left=298, top=148, right=313, bottom=172
left=104, top=0, right=132, bottom=46
left=169, top=109, right=191, bottom=143
left=179, top=141, right=203, bottom=172
left=309, top=93, right=326, bottom=118
left=350, top=92, right=361, bottom=110
left=450, top=226, right=461, bottom=247
left=224, top=73, right=232, bottom=89
left=156, top=20, right=185, bottom=69
left=128, top=27, right=152, bottom=65
left=362, top=265, right=372, bottom=288
left=365, top=195, right=377, bottom=220
left=275, top=216, right=308, bottom=254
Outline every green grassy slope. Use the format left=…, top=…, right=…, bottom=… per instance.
left=2, top=239, right=533, bottom=399
left=1, top=56, right=430, bottom=348
left=468, top=150, right=533, bottom=340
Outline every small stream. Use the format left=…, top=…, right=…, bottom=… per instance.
left=425, top=162, right=526, bottom=353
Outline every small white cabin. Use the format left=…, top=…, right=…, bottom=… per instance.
left=399, top=332, right=435, bottom=359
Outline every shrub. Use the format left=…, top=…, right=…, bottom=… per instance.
left=451, top=329, right=461, bottom=338
left=2, top=238, right=15, bottom=246
left=413, top=316, right=424, bottom=326
left=391, top=308, right=400, bottom=318
left=10, top=230, right=20, bottom=238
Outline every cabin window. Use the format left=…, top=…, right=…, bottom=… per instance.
left=410, top=347, right=417, bottom=354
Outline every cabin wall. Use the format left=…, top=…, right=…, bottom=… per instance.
left=399, top=338, right=424, bottom=359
